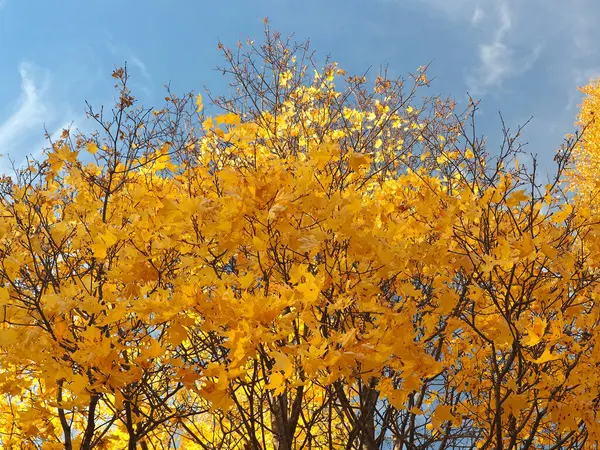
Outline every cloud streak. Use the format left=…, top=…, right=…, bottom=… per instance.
left=405, top=0, right=539, bottom=95
left=470, top=1, right=512, bottom=90
left=0, top=62, right=52, bottom=169
left=466, top=1, right=542, bottom=95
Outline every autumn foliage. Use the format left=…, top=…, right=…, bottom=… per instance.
left=0, top=27, right=599, bottom=449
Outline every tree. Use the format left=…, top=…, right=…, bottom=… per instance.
left=0, top=24, right=599, bottom=449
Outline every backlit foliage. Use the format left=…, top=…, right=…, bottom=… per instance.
left=0, top=26, right=599, bottom=450
left=570, top=79, right=600, bottom=207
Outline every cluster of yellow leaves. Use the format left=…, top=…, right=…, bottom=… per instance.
left=570, top=79, right=600, bottom=206
left=0, top=53, right=599, bottom=449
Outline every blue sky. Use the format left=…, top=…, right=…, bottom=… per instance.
left=0, top=0, right=598, bottom=174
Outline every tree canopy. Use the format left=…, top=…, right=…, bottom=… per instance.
left=0, top=26, right=599, bottom=450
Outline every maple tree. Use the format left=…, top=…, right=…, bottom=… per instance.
left=0, top=25, right=599, bottom=449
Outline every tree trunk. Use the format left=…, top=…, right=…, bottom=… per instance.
left=271, top=386, right=304, bottom=450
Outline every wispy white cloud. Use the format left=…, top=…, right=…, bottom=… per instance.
left=406, top=0, right=540, bottom=95
left=130, top=55, right=150, bottom=81
left=474, top=42, right=512, bottom=90
left=413, top=0, right=600, bottom=100
left=0, top=62, right=53, bottom=170
left=471, top=6, right=484, bottom=24
left=466, top=1, right=541, bottom=94
left=566, top=2, right=596, bottom=59
left=385, top=0, right=600, bottom=164
left=0, top=56, right=105, bottom=174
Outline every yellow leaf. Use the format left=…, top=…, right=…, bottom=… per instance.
left=507, top=190, right=528, bottom=206
left=504, top=394, right=528, bottom=415
left=70, top=375, right=89, bottom=396
left=409, top=406, right=424, bottom=415
left=54, top=319, right=69, bottom=340
left=200, top=380, right=233, bottom=412
left=279, top=71, right=293, bottom=87
left=215, top=112, right=240, bottom=126
left=437, top=290, right=457, bottom=315
left=403, top=375, right=420, bottom=392
left=349, top=152, right=371, bottom=171
left=533, top=348, right=561, bottom=364
left=551, top=204, right=573, bottom=223
left=167, top=323, right=188, bottom=347
left=51, top=144, right=78, bottom=167
left=0, top=327, right=18, bottom=346
left=90, top=242, right=107, bottom=259
left=518, top=236, right=535, bottom=258
left=522, top=316, right=546, bottom=347
left=541, top=243, right=557, bottom=260
left=252, top=235, right=268, bottom=252
left=238, top=272, right=255, bottom=290
left=434, top=405, right=454, bottom=422
left=265, top=372, right=286, bottom=396
left=146, top=339, right=164, bottom=358
left=294, top=274, right=320, bottom=304
left=0, top=288, right=9, bottom=307
left=272, top=351, right=293, bottom=377
left=86, top=142, right=99, bottom=155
